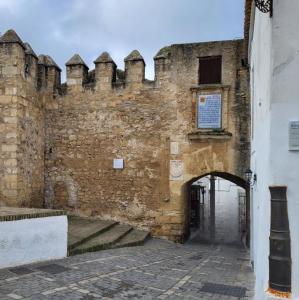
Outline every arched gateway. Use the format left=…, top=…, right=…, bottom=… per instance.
left=183, top=172, right=249, bottom=246
left=168, top=161, right=250, bottom=244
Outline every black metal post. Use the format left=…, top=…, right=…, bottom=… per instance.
left=246, top=186, right=250, bottom=247
left=210, top=175, right=216, bottom=241
left=269, top=186, right=291, bottom=293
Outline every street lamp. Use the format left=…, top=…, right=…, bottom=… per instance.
left=254, top=0, right=273, bottom=16
left=245, top=168, right=253, bottom=182
left=245, top=168, right=257, bottom=186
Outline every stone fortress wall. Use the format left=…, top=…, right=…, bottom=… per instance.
left=0, top=29, right=250, bottom=241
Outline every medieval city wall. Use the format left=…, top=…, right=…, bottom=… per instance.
left=44, top=39, right=249, bottom=240
left=0, top=30, right=250, bottom=241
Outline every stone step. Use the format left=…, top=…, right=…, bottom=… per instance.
left=68, top=216, right=117, bottom=250
left=70, top=224, right=133, bottom=255
left=111, top=229, right=150, bottom=249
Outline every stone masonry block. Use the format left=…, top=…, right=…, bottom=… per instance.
left=3, top=117, right=17, bottom=124
left=2, top=144, right=17, bottom=152
left=4, top=159, right=17, bottom=167
left=0, top=96, right=12, bottom=104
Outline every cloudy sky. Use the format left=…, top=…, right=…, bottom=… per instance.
left=0, top=0, right=245, bottom=80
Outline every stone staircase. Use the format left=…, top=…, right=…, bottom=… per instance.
left=68, top=216, right=150, bottom=256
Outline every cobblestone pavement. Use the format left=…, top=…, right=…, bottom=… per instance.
left=0, top=239, right=255, bottom=299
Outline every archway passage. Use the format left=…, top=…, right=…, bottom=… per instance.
left=185, top=172, right=248, bottom=247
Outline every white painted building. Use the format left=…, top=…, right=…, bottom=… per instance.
left=246, top=0, right=299, bottom=298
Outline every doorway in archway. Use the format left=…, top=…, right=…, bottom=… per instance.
left=186, top=172, right=247, bottom=246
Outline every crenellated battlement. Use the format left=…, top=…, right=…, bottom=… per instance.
left=24, top=43, right=38, bottom=87
left=94, top=52, right=116, bottom=91
left=0, top=29, right=177, bottom=96
left=0, top=30, right=26, bottom=81
left=64, top=49, right=156, bottom=92
left=0, top=30, right=61, bottom=95
left=37, top=54, right=61, bottom=92
left=0, top=28, right=245, bottom=99
left=65, top=54, right=88, bottom=87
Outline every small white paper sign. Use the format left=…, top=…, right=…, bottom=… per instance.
left=113, top=159, right=124, bottom=169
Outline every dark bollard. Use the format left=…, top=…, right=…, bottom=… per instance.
left=269, top=186, right=291, bottom=293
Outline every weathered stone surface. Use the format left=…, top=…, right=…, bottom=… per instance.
left=24, top=42, right=37, bottom=58
left=38, top=54, right=61, bottom=70
left=0, top=29, right=25, bottom=48
left=0, top=29, right=250, bottom=241
left=0, top=33, right=44, bottom=207
left=66, top=54, right=88, bottom=67
left=94, top=52, right=115, bottom=64
left=124, top=50, right=144, bottom=62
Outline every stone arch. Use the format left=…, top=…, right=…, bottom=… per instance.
left=188, top=171, right=247, bottom=189
left=181, top=170, right=249, bottom=245
left=45, top=168, right=78, bottom=209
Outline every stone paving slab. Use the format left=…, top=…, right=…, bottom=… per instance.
left=111, top=229, right=150, bottom=249
left=0, top=239, right=255, bottom=299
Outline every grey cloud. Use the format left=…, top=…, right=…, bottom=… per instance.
left=0, top=0, right=244, bottom=80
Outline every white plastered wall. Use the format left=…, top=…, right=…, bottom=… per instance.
left=0, top=216, right=68, bottom=268
left=250, top=0, right=299, bottom=298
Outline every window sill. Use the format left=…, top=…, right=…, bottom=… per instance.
left=190, top=84, right=230, bottom=91
left=188, top=130, right=232, bottom=141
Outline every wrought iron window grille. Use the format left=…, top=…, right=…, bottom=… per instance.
left=254, top=0, right=273, bottom=17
